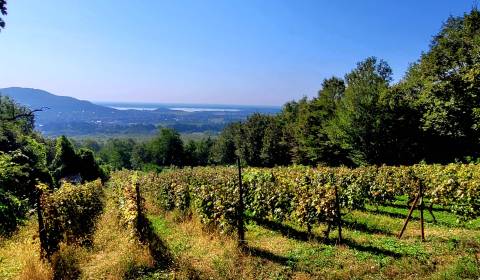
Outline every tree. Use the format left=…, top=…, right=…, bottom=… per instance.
left=51, top=136, right=78, bottom=181
left=0, top=152, right=28, bottom=235
left=195, top=137, right=213, bottom=166
left=99, top=138, right=135, bottom=170
left=235, top=113, right=272, bottom=166
left=184, top=140, right=198, bottom=166
left=148, top=128, right=184, bottom=167
left=130, top=142, right=151, bottom=170
left=50, top=136, right=104, bottom=183
left=292, top=78, right=349, bottom=165
left=402, top=9, right=480, bottom=161
left=211, top=123, right=238, bottom=165
left=79, top=139, right=101, bottom=153
left=0, top=96, right=53, bottom=235
left=0, top=0, right=6, bottom=31
left=260, top=116, right=290, bottom=166
left=77, top=148, right=106, bottom=182
left=327, top=57, right=393, bottom=165
left=277, top=100, right=302, bottom=164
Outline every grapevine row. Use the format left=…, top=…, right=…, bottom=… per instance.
left=38, top=180, right=104, bottom=258
left=111, top=163, right=480, bottom=238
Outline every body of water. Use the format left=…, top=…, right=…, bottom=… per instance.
left=109, top=106, right=158, bottom=111
left=95, top=102, right=280, bottom=112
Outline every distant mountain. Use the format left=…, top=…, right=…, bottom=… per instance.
left=0, top=87, right=280, bottom=137
left=0, top=87, right=118, bottom=123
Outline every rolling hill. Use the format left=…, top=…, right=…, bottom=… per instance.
left=0, top=87, right=280, bottom=137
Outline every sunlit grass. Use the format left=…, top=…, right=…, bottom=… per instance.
left=146, top=200, right=480, bottom=280
left=0, top=219, right=52, bottom=280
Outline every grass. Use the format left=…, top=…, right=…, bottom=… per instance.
left=0, top=219, right=52, bottom=280
left=144, top=203, right=480, bottom=280
left=78, top=188, right=155, bottom=279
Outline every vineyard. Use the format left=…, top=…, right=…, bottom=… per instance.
left=138, top=164, right=480, bottom=234
left=1, top=163, right=480, bottom=279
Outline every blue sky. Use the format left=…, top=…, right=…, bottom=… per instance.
left=0, top=1, right=475, bottom=105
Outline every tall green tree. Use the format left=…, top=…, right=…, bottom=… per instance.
left=294, top=78, right=349, bottom=165
left=403, top=9, right=480, bottom=161
left=130, top=142, right=151, bottom=170
left=0, top=95, right=53, bottom=234
left=327, top=57, right=393, bottom=165
left=51, top=136, right=104, bottom=182
left=99, top=138, right=135, bottom=170
left=195, top=137, right=214, bottom=166
left=211, top=123, right=238, bottom=165
left=148, top=128, right=184, bottom=167
left=51, top=136, right=78, bottom=181
left=277, top=100, right=302, bottom=164
left=260, top=116, right=290, bottom=166
left=235, top=113, right=271, bottom=166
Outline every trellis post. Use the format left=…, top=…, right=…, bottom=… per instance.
left=237, top=157, right=246, bottom=247
left=398, top=179, right=425, bottom=241
left=36, top=188, right=47, bottom=259
left=419, top=182, right=425, bottom=241
left=334, top=184, right=343, bottom=244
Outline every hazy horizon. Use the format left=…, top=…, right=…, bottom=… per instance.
left=95, top=101, right=281, bottom=108
left=0, top=1, right=475, bottom=105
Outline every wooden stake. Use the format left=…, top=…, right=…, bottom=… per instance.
left=398, top=189, right=421, bottom=239
left=419, top=182, right=425, bottom=242
left=36, top=189, right=47, bottom=259
left=237, top=157, right=245, bottom=246
left=334, top=185, right=342, bottom=244
left=135, top=180, right=144, bottom=240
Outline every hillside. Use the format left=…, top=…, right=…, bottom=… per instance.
left=0, top=87, right=280, bottom=137
left=0, top=87, right=118, bottom=122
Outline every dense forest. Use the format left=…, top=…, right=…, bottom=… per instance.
left=1, top=8, right=480, bottom=235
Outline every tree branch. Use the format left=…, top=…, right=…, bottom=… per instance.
left=1, top=107, right=50, bottom=121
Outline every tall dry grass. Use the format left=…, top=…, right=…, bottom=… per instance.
left=79, top=188, right=154, bottom=280
left=0, top=219, right=53, bottom=280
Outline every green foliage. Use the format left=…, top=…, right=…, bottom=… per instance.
left=125, top=162, right=480, bottom=241
left=148, top=128, right=184, bottom=167
left=77, top=148, right=106, bottom=181
left=260, top=117, right=289, bottom=166
left=0, top=96, right=54, bottom=235
left=400, top=9, right=480, bottom=161
left=99, top=138, right=136, bottom=170
left=221, top=114, right=290, bottom=167
left=0, top=187, right=27, bottom=236
left=327, top=57, right=392, bottom=165
left=184, top=137, right=214, bottom=166
left=51, top=136, right=105, bottom=183
left=110, top=172, right=143, bottom=235
left=41, top=180, right=104, bottom=256
left=130, top=142, right=151, bottom=170
left=211, top=123, right=238, bottom=165
left=51, top=136, right=79, bottom=181
left=236, top=113, right=272, bottom=166
left=291, top=78, right=348, bottom=165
